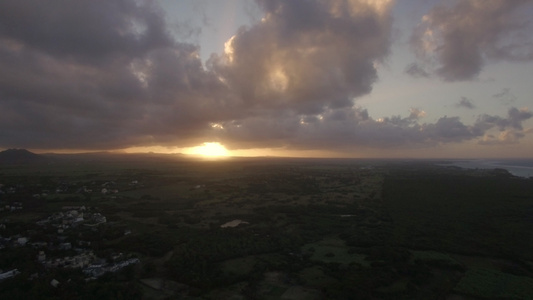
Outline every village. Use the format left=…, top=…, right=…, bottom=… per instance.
left=0, top=178, right=140, bottom=285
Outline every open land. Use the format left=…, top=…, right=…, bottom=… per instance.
left=1, top=154, right=533, bottom=299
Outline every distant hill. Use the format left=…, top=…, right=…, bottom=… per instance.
left=0, top=149, right=45, bottom=164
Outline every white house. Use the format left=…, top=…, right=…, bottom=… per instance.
left=0, top=269, right=20, bottom=281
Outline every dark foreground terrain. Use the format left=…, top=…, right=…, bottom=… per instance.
left=1, top=153, right=532, bottom=299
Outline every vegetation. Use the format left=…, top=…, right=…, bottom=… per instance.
left=1, top=155, right=532, bottom=298
left=454, top=268, right=533, bottom=299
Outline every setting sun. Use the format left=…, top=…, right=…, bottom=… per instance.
left=185, top=142, right=229, bottom=157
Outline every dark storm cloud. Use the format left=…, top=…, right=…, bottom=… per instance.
left=208, top=0, right=394, bottom=114
left=0, top=0, right=173, bottom=63
left=0, top=0, right=531, bottom=153
left=410, top=0, right=533, bottom=81
left=456, top=97, right=475, bottom=109
left=0, top=0, right=236, bottom=150
left=0, top=0, right=397, bottom=150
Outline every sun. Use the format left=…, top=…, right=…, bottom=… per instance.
left=185, top=142, right=229, bottom=157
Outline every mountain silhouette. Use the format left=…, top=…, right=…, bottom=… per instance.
left=0, top=149, right=44, bottom=164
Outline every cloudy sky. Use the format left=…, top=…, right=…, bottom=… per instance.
left=1, top=0, right=532, bottom=158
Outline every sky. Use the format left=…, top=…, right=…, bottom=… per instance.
left=1, top=0, right=532, bottom=158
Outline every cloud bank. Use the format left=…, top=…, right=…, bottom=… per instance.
left=216, top=107, right=531, bottom=150
left=0, top=0, right=531, bottom=154
left=0, top=0, right=233, bottom=149
left=410, top=0, right=533, bottom=81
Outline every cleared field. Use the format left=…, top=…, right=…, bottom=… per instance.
left=302, top=238, right=369, bottom=267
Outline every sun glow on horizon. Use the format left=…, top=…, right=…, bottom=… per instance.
left=184, top=142, right=229, bottom=157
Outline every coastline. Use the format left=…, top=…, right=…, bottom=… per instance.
left=442, top=159, right=533, bottom=178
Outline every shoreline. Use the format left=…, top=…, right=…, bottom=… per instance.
left=441, top=159, right=533, bottom=178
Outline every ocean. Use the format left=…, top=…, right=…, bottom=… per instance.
left=443, top=159, right=533, bottom=178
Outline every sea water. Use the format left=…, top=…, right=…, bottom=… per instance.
left=445, top=159, right=533, bottom=178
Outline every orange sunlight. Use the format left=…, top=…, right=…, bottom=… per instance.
left=183, top=142, right=229, bottom=157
